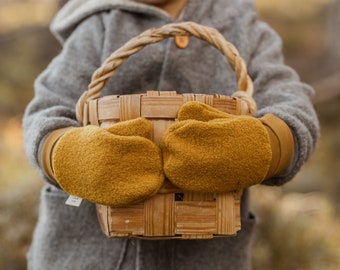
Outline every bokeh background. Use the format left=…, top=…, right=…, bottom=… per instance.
left=0, top=0, right=339, bottom=269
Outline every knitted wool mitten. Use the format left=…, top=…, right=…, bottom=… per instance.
left=42, top=118, right=164, bottom=207
left=161, top=101, right=293, bottom=193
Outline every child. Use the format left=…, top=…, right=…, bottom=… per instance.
left=23, top=0, right=319, bottom=269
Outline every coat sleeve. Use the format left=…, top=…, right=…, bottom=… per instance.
left=23, top=14, right=105, bottom=184
left=245, top=19, right=320, bottom=186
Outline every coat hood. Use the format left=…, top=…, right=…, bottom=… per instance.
left=50, top=0, right=170, bottom=43
left=51, top=0, right=257, bottom=44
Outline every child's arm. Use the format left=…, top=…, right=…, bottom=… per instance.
left=245, top=19, right=319, bottom=186
left=23, top=15, right=104, bottom=184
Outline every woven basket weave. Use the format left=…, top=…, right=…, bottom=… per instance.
left=76, top=22, right=257, bottom=239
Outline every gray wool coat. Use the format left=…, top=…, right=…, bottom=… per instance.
left=23, top=0, right=319, bottom=269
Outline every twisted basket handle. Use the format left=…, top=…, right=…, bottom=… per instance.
left=76, top=21, right=256, bottom=123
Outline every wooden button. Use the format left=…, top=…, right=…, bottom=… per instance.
left=175, top=36, right=189, bottom=49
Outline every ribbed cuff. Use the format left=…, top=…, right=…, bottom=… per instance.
left=260, top=114, right=294, bottom=179
left=40, top=127, right=74, bottom=184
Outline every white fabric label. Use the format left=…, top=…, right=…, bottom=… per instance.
left=65, top=195, right=83, bottom=207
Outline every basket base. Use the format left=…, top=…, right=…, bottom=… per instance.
left=96, top=183, right=242, bottom=240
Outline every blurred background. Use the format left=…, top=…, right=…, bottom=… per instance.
left=0, top=0, right=339, bottom=269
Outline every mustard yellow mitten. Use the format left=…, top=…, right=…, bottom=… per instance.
left=42, top=118, right=164, bottom=207
left=161, top=101, right=294, bottom=193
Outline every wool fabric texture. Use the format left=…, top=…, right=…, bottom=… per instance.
left=161, top=102, right=272, bottom=192
left=52, top=118, right=164, bottom=207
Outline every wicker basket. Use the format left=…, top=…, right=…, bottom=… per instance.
left=76, top=22, right=257, bottom=239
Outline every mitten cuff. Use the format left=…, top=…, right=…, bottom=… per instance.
left=40, top=127, right=74, bottom=183
left=260, top=114, right=294, bottom=179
